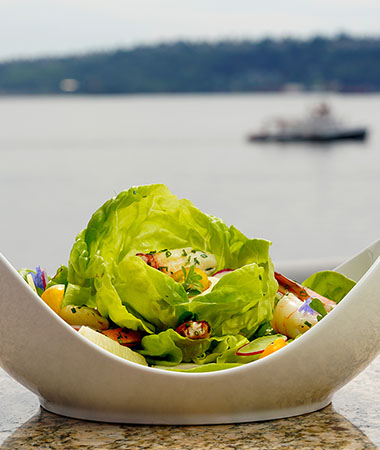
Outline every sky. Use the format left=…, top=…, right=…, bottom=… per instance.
left=1, top=0, right=380, bottom=61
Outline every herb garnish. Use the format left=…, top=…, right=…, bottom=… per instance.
left=181, top=265, right=203, bottom=296
left=309, top=299, right=328, bottom=321
left=117, top=331, right=124, bottom=344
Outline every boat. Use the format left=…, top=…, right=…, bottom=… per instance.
left=248, top=103, right=368, bottom=143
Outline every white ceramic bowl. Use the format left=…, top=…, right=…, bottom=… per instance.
left=1, top=239, right=380, bottom=425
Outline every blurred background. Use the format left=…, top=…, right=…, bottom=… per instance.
left=1, top=0, right=379, bottom=279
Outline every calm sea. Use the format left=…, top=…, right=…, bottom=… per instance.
left=1, top=93, right=379, bottom=278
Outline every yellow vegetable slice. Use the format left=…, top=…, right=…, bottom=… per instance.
left=41, top=284, right=65, bottom=314
left=78, top=326, right=148, bottom=366
left=60, top=305, right=109, bottom=330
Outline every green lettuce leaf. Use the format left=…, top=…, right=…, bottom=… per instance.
left=193, top=334, right=250, bottom=364
left=302, top=270, right=355, bottom=304
left=139, top=328, right=275, bottom=367
left=139, top=329, right=214, bottom=365
left=189, top=263, right=277, bottom=338
left=139, top=329, right=249, bottom=366
left=64, top=184, right=277, bottom=339
left=46, top=265, right=68, bottom=289
left=110, top=255, right=189, bottom=331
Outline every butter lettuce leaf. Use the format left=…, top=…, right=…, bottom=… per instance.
left=111, top=255, right=189, bottom=331
left=139, top=329, right=269, bottom=366
left=302, top=270, right=355, bottom=304
left=139, top=329, right=213, bottom=366
left=189, top=263, right=277, bottom=338
left=64, top=184, right=277, bottom=340
left=139, top=329, right=249, bottom=366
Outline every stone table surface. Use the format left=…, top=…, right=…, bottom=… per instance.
left=1, top=356, right=380, bottom=450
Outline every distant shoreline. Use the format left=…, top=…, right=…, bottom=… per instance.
left=1, top=36, right=380, bottom=95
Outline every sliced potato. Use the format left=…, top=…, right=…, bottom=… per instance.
left=60, top=305, right=109, bottom=330
left=79, top=326, right=148, bottom=366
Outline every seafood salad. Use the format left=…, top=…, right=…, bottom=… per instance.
left=20, top=184, right=355, bottom=372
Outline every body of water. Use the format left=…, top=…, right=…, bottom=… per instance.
left=1, top=93, right=379, bottom=277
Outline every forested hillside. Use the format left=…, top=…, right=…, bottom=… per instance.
left=0, top=35, right=379, bottom=94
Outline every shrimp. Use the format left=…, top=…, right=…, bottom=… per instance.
left=271, top=272, right=337, bottom=339
left=271, top=293, right=318, bottom=339
left=137, top=247, right=217, bottom=276
left=275, top=272, right=336, bottom=312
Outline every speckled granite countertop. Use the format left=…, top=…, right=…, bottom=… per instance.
left=1, top=356, right=380, bottom=449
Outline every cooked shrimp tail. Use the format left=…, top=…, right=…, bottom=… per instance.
left=275, top=272, right=336, bottom=311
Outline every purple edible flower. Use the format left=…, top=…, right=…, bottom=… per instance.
left=31, top=266, right=47, bottom=290
left=298, top=297, right=317, bottom=315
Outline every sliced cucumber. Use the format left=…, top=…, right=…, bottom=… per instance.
left=235, top=334, right=287, bottom=356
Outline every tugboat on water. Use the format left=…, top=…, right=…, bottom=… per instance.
left=248, top=103, right=368, bottom=143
